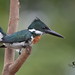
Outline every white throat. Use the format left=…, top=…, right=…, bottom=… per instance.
left=29, top=29, right=43, bottom=35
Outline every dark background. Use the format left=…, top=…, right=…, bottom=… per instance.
left=0, top=0, right=75, bottom=75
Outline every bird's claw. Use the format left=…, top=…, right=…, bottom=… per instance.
left=19, top=49, right=21, bottom=55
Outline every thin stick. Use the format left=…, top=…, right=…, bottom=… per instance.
left=2, top=0, right=19, bottom=75
left=9, top=46, right=32, bottom=73
left=2, top=0, right=32, bottom=75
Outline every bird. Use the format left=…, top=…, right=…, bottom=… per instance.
left=0, top=18, right=64, bottom=54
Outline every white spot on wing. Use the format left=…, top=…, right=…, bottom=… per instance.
left=0, top=32, right=3, bottom=41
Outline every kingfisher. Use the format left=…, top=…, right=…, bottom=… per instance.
left=0, top=18, right=64, bottom=54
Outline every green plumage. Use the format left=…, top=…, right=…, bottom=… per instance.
left=3, top=30, right=32, bottom=43
left=0, top=27, right=6, bottom=36
left=28, top=18, right=49, bottom=32
left=0, top=18, right=63, bottom=46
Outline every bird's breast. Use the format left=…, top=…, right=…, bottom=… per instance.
left=32, top=36, right=41, bottom=44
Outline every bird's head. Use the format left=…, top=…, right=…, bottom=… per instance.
left=28, top=18, right=64, bottom=38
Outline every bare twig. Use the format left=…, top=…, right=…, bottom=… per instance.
left=9, top=46, right=32, bottom=73
left=2, top=0, right=32, bottom=75
left=2, top=0, right=19, bottom=75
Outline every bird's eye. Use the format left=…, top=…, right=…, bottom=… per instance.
left=43, top=26, right=49, bottom=29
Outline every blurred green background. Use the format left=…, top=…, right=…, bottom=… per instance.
left=0, top=0, right=75, bottom=75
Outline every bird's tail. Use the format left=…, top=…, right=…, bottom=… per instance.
left=0, top=27, right=6, bottom=42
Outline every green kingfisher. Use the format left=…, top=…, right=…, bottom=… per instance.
left=0, top=18, right=63, bottom=54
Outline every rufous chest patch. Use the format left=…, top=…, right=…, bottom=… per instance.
left=32, top=36, right=41, bottom=44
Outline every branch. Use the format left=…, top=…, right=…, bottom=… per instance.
left=2, top=0, right=32, bottom=75
left=2, top=0, right=19, bottom=75
left=4, top=0, right=19, bottom=64
left=9, top=46, right=32, bottom=73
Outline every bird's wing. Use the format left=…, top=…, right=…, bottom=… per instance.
left=3, top=30, right=32, bottom=43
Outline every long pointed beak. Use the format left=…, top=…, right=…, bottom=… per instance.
left=45, top=29, right=64, bottom=38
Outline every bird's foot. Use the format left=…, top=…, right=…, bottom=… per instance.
left=19, top=49, right=21, bottom=55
